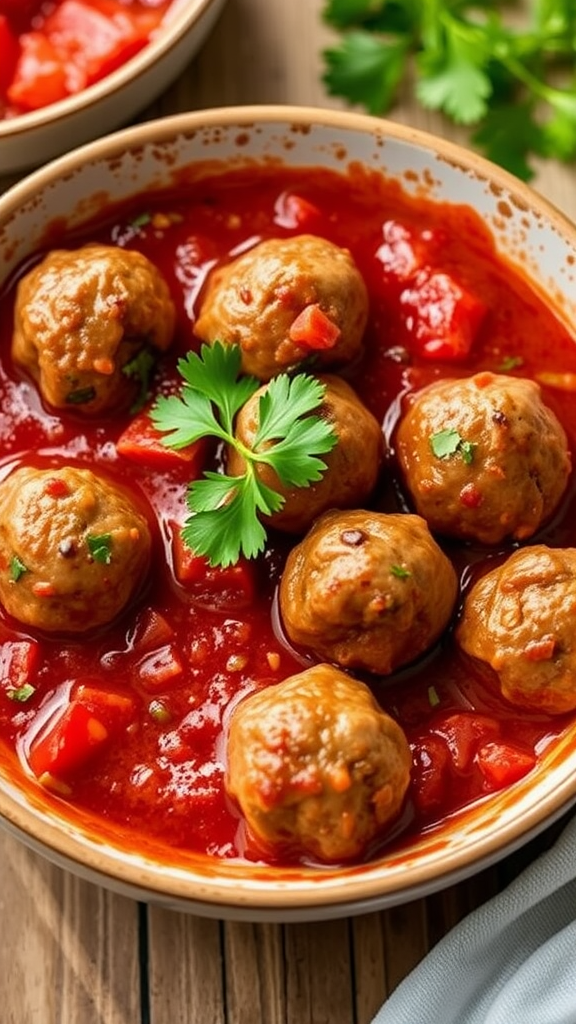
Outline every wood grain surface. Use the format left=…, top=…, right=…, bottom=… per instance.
left=0, top=1, right=575, bottom=1022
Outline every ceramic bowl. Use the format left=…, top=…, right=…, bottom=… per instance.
left=0, top=0, right=227, bottom=176
left=0, top=106, right=575, bottom=922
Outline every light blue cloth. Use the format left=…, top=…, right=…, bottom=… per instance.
left=371, top=812, right=576, bottom=1024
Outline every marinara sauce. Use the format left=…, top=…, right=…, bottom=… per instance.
left=0, top=164, right=575, bottom=867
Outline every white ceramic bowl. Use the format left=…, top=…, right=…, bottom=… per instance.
left=0, top=0, right=226, bottom=176
left=0, top=106, right=575, bottom=921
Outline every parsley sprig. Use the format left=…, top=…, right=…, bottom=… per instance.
left=322, top=0, right=576, bottom=180
left=151, top=343, right=338, bottom=567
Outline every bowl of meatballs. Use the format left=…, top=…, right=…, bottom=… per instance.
left=0, top=105, right=575, bottom=920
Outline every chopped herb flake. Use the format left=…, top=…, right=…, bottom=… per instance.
left=87, top=534, right=113, bottom=564
left=428, top=685, right=440, bottom=708
left=66, top=386, right=97, bottom=405
left=430, top=428, right=476, bottom=464
left=8, top=683, right=36, bottom=703
left=498, top=355, right=524, bottom=372
left=9, top=555, right=28, bottom=582
left=130, top=212, right=152, bottom=228
left=391, top=564, right=411, bottom=579
left=122, top=348, right=156, bottom=413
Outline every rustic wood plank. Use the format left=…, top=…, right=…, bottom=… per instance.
left=147, top=906, right=225, bottom=1024
left=0, top=832, right=140, bottom=1024
left=284, top=918, right=354, bottom=1024
left=223, top=921, right=286, bottom=1024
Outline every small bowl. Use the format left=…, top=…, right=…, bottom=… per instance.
left=0, top=0, right=227, bottom=176
left=0, top=106, right=575, bottom=922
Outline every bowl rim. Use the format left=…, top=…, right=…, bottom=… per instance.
left=0, top=0, right=220, bottom=140
left=1, top=104, right=576, bottom=916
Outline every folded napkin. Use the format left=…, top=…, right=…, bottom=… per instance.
left=371, top=810, right=576, bottom=1024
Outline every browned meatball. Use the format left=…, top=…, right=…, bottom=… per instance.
left=396, top=372, right=571, bottom=545
left=12, top=244, right=176, bottom=416
left=226, top=663, right=411, bottom=863
left=456, top=545, right=576, bottom=714
left=194, top=234, right=368, bottom=380
left=0, top=465, right=151, bottom=633
left=279, top=510, right=458, bottom=674
left=227, top=374, right=384, bottom=533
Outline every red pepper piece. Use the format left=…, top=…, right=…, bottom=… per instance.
left=117, top=408, right=208, bottom=472
left=28, top=701, right=108, bottom=781
left=410, top=734, right=452, bottom=815
left=432, top=711, right=501, bottom=772
left=0, top=15, right=19, bottom=95
left=288, top=303, right=341, bottom=350
left=476, top=741, right=537, bottom=789
left=170, top=521, right=256, bottom=610
left=7, top=32, right=70, bottom=111
left=0, top=639, right=39, bottom=691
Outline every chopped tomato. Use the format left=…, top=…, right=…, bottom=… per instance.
left=128, top=607, right=174, bottom=654
left=117, top=408, right=208, bottom=471
left=432, top=712, right=501, bottom=772
left=410, top=735, right=452, bottom=815
left=289, top=303, right=341, bottom=350
left=137, top=643, right=184, bottom=692
left=400, top=269, right=487, bottom=361
left=170, top=522, right=256, bottom=609
left=7, top=32, right=70, bottom=111
left=477, top=741, right=537, bottom=790
left=28, top=701, right=108, bottom=781
left=73, top=679, right=138, bottom=731
left=42, top=0, right=151, bottom=87
left=0, top=16, right=19, bottom=94
left=0, top=639, right=39, bottom=693
left=274, top=192, right=321, bottom=229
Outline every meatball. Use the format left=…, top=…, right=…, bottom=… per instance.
left=227, top=374, right=384, bottom=533
left=226, top=663, right=411, bottom=863
left=456, top=545, right=576, bottom=714
left=396, top=372, right=571, bottom=545
left=0, top=465, right=152, bottom=632
left=194, top=234, right=368, bottom=380
left=12, top=244, right=176, bottom=416
left=279, top=509, right=458, bottom=674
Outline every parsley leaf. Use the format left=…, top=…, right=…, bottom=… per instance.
left=87, top=534, right=113, bottom=564
left=430, top=428, right=475, bottom=463
left=9, top=555, right=28, bottom=582
left=320, top=0, right=576, bottom=179
left=151, top=342, right=338, bottom=567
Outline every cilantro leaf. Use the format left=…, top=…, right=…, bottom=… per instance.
left=430, top=428, right=475, bottom=463
left=152, top=342, right=338, bottom=567
left=319, top=0, right=576, bottom=179
left=323, top=32, right=408, bottom=114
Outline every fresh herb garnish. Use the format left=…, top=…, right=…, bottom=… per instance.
left=66, top=386, right=96, bottom=405
left=130, top=212, right=152, bottom=229
left=9, top=555, right=28, bottom=582
left=151, top=342, right=338, bottom=567
left=122, top=347, right=156, bottom=413
left=87, top=534, right=113, bottom=565
left=430, top=428, right=475, bottom=464
left=428, top=684, right=440, bottom=708
left=7, top=683, right=36, bottom=703
left=498, top=354, right=525, bottom=372
left=321, top=1, right=576, bottom=180
left=390, top=564, right=411, bottom=578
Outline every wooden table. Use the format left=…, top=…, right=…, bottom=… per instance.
left=1, top=2, right=575, bottom=1022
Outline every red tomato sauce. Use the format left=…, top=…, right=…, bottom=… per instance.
left=0, top=164, right=575, bottom=867
left=0, top=0, right=175, bottom=118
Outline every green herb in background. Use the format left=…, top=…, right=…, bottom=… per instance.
left=321, top=0, right=576, bottom=180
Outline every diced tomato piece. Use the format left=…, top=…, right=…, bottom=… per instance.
left=128, top=607, right=175, bottom=654
left=0, top=639, right=39, bottom=692
left=42, top=0, right=150, bottom=89
left=432, top=712, right=501, bottom=772
left=72, top=679, right=138, bottom=731
left=137, top=643, right=184, bottom=692
left=274, top=191, right=321, bottom=229
left=117, top=408, right=208, bottom=472
left=7, top=32, right=70, bottom=111
left=289, top=303, right=341, bottom=350
left=0, top=16, right=19, bottom=95
left=400, top=269, right=487, bottom=361
left=410, top=734, right=452, bottom=815
left=477, top=741, right=537, bottom=790
left=170, top=522, right=256, bottom=610
left=28, top=701, right=108, bottom=781
left=377, top=221, right=447, bottom=283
